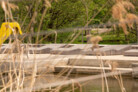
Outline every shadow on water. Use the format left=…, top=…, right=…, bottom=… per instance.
left=2, top=74, right=136, bottom=92
left=68, top=74, right=138, bottom=92
left=30, top=74, right=138, bottom=92
left=80, top=77, right=138, bottom=92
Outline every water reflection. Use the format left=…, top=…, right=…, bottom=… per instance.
left=132, top=79, right=138, bottom=92
left=71, top=75, right=138, bottom=92
left=81, top=77, right=136, bottom=92
left=25, top=74, right=138, bottom=92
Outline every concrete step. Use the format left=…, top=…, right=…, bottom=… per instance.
left=132, top=45, right=138, bottom=49
left=124, top=49, right=138, bottom=56
left=0, top=44, right=133, bottom=55
left=87, top=45, right=131, bottom=55
left=55, top=66, right=132, bottom=75
left=68, top=57, right=138, bottom=68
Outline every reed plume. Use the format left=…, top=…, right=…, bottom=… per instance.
left=112, top=0, right=137, bottom=35
left=8, top=3, right=19, bottom=11
left=126, top=13, right=138, bottom=28
left=112, top=2, right=127, bottom=19
left=0, top=1, right=19, bottom=21
left=44, top=0, right=51, bottom=8
left=90, top=36, right=102, bottom=50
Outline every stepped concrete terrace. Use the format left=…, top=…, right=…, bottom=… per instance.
left=0, top=44, right=138, bottom=77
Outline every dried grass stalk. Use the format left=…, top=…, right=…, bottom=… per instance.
left=25, top=6, right=29, bottom=11
left=1, top=1, right=19, bottom=21
left=113, top=24, right=117, bottom=30
left=44, top=0, right=51, bottom=8
left=119, top=18, right=129, bottom=35
left=8, top=3, right=19, bottom=11
left=1, top=1, right=9, bottom=16
left=111, top=62, right=119, bottom=72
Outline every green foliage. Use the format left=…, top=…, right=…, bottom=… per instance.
left=0, top=0, right=137, bottom=44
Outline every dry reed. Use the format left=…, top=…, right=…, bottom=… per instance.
left=0, top=0, right=136, bottom=92
left=87, top=35, right=103, bottom=51
left=112, top=0, right=137, bottom=35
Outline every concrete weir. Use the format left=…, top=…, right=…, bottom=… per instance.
left=54, top=55, right=138, bottom=77
left=0, top=44, right=138, bottom=78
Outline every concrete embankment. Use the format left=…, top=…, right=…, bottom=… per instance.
left=0, top=44, right=138, bottom=78
left=0, top=54, right=138, bottom=78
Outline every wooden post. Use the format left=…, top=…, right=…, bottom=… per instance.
left=81, top=30, right=84, bottom=43
left=86, top=34, right=91, bottom=44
